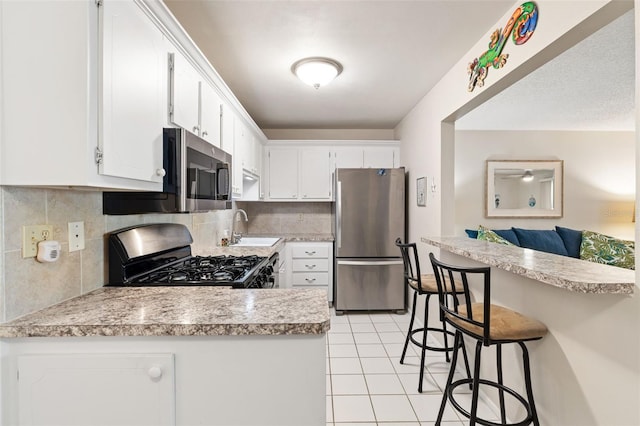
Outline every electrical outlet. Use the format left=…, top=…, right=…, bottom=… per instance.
left=22, top=225, right=53, bottom=258
left=298, top=213, right=304, bottom=222
left=68, top=221, right=85, bottom=252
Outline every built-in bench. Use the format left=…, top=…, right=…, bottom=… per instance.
left=465, top=226, right=635, bottom=270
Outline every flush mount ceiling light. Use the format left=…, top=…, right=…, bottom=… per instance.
left=522, top=170, right=534, bottom=182
left=291, top=57, right=343, bottom=89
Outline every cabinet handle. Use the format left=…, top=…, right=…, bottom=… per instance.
left=193, top=125, right=200, bottom=133
left=202, top=130, right=208, bottom=137
left=147, top=366, right=163, bottom=380
left=305, top=251, right=316, bottom=255
left=305, top=264, right=317, bottom=269
left=303, top=194, right=307, bottom=198
left=305, top=278, right=316, bottom=283
left=156, top=168, right=166, bottom=177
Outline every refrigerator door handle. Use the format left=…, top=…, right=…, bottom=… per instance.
left=336, top=180, right=342, bottom=249
left=337, top=260, right=403, bottom=266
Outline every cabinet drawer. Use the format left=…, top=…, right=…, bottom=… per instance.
left=291, top=246, right=330, bottom=258
left=292, top=272, right=329, bottom=286
left=292, top=258, right=329, bottom=272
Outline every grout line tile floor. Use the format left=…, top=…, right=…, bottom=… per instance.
left=326, top=309, right=499, bottom=426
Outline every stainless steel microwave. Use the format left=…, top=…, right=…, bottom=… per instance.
left=103, top=128, right=232, bottom=214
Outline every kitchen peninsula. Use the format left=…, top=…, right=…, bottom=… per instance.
left=421, top=235, right=637, bottom=424
left=0, top=286, right=329, bottom=426
left=423, top=236, right=634, bottom=294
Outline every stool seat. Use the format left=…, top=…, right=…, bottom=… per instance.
left=408, top=274, right=456, bottom=294
left=448, top=303, right=548, bottom=342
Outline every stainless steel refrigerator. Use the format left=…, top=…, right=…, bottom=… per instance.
left=333, top=167, right=406, bottom=314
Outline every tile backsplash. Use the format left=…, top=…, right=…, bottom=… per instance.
left=0, top=187, right=332, bottom=322
left=236, top=201, right=332, bottom=236
left=0, top=186, right=233, bottom=322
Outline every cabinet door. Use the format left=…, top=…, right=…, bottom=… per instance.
left=220, top=103, right=235, bottom=155
left=299, top=148, right=332, bottom=199
left=268, top=148, right=299, bottom=199
left=232, top=117, right=246, bottom=198
left=170, top=51, right=200, bottom=134
left=199, top=82, right=222, bottom=147
left=253, top=136, right=263, bottom=178
left=100, top=0, right=165, bottom=183
left=334, top=147, right=364, bottom=169
left=363, top=146, right=396, bottom=168
left=18, top=354, right=175, bottom=426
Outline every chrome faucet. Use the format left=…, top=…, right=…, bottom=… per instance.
left=231, top=209, right=249, bottom=244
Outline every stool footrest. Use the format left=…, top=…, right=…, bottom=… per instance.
left=448, top=378, right=533, bottom=426
left=408, top=327, right=456, bottom=353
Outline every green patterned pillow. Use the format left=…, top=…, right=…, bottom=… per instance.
left=580, top=230, right=635, bottom=270
left=477, top=225, right=514, bottom=246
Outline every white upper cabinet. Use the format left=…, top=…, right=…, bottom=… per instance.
left=170, top=52, right=222, bottom=147
left=333, top=144, right=400, bottom=169
left=267, top=148, right=299, bottom=200
left=266, top=146, right=332, bottom=201
left=220, top=103, right=235, bottom=156
left=334, top=147, right=364, bottom=169
left=363, top=146, right=399, bottom=168
left=100, top=0, right=166, bottom=184
left=0, top=0, right=166, bottom=189
left=299, top=148, right=332, bottom=200
left=199, top=82, right=222, bottom=147
left=169, top=51, right=201, bottom=135
left=0, top=0, right=262, bottom=190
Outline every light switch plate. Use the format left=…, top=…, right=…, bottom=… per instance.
left=22, top=225, right=53, bottom=258
left=68, top=221, right=85, bottom=252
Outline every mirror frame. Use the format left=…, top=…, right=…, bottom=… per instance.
left=486, top=159, right=563, bottom=218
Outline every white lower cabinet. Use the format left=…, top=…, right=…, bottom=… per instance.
left=288, top=242, right=333, bottom=303
left=17, top=353, right=175, bottom=426
left=3, top=336, right=324, bottom=426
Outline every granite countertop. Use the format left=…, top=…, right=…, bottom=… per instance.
left=422, top=236, right=635, bottom=295
left=0, top=287, right=330, bottom=338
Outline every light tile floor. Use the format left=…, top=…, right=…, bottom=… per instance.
left=326, top=309, right=499, bottom=426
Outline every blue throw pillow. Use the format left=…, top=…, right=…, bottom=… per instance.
left=465, top=229, right=479, bottom=239
left=465, top=228, right=520, bottom=246
left=493, top=229, right=520, bottom=246
left=512, top=228, right=569, bottom=256
left=555, top=226, right=583, bottom=258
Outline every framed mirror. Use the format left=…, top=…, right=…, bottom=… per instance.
left=486, top=160, right=563, bottom=218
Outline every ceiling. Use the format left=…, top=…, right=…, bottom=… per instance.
left=164, top=1, right=635, bottom=132
left=457, top=8, right=635, bottom=131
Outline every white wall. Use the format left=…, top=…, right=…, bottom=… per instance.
left=456, top=130, right=635, bottom=239
left=395, top=1, right=638, bottom=424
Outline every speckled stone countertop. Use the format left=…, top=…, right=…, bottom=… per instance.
left=0, top=287, right=330, bottom=338
left=422, top=236, right=635, bottom=295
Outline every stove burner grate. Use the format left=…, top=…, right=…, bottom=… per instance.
left=132, top=255, right=266, bottom=287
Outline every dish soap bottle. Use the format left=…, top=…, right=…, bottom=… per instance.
left=221, top=229, right=230, bottom=247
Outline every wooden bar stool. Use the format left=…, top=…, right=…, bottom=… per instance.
left=429, top=253, right=548, bottom=426
left=395, top=238, right=471, bottom=393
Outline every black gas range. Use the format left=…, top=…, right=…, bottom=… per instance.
left=107, top=223, right=276, bottom=289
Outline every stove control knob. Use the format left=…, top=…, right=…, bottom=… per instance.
left=156, top=168, right=166, bottom=177
left=148, top=366, right=163, bottom=380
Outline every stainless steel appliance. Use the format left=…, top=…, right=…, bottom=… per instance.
left=103, top=128, right=232, bottom=215
left=107, top=223, right=276, bottom=289
left=334, top=167, right=406, bottom=314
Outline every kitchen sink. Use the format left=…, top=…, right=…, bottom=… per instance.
left=231, top=237, right=280, bottom=247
